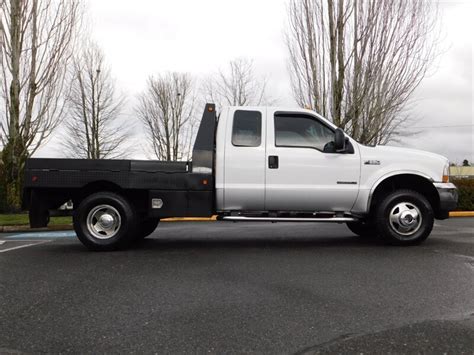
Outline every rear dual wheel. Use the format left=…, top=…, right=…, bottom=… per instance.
left=136, top=218, right=160, bottom=240
left=74, top=192, right=138, bottom=251
left=346, top=221, right=376, bottom=238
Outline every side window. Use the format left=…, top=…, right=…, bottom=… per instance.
left=232, top=110, right=262, bottom=147
left=274, top=114, right=334, bottom=151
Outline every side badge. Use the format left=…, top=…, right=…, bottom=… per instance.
left=364, top=160, right=381, bottom=165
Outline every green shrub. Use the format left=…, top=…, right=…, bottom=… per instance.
left=0, top=184, right=5, bottom=213
left=452, top=178, right=474, bottom=211
left=0, top=158, right=6, bottom=213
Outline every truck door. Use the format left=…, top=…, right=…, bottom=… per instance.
left=264, top=109, right=360, bottom=212
left=223, top=107, right=266, bottom=210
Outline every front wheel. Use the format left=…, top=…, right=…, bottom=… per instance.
left=73, top=192, right=137, bottom=251
left=375, top=189, right=434, bottom=246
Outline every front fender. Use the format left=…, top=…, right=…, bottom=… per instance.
left=352, top=170, right=436, bottom=215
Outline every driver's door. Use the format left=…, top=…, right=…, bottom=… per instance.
left=264, top=110, right=361, bottom=212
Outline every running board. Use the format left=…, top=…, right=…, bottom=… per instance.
left=220, top=216, right=358, bottom=223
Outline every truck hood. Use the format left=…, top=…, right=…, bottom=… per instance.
left=365, top=145, right=448, bottom=163
left=357, top=144, right=449, bottom=182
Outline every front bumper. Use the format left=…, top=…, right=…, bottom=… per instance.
left=433, top=182, right=458, bottom=219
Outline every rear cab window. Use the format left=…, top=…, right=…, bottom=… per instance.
left=232, top=110, right=262, bottom=147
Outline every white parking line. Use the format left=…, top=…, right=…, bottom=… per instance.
left=0, top=240, right=50, bottom=253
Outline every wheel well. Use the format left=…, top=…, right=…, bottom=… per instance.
left=370, top=174, right=439, bottom=213
left=76, top=181, right=148, bottom=217
left=79, top=181, right=122, bottom=199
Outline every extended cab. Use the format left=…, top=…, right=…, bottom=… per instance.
left=23, top=104, right=458, bottom=250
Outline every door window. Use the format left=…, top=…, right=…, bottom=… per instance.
left=232, top=110, right=262, bottom=147
left=274, top=113, right=334, bottom=151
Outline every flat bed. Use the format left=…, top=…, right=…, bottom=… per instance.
left=23, top=105, right=217, bottom=229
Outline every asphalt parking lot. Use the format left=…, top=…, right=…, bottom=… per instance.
left=1, top=218, right=473, bottom=354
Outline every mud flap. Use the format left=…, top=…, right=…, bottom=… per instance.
left=28, top=190, right=50, bottom=228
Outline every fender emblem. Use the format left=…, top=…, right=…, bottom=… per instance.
left=364, top=160, right=381, bottom=165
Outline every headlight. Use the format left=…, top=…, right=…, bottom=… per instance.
left=442, top=162, right=450, bottom=183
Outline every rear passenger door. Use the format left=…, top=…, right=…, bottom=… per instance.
left=223, top=108, right=266, bottom=210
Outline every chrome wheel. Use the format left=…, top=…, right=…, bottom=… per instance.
left=389, top=202, right=422, bottom=237
left=86, top=204, right=121, bottom=240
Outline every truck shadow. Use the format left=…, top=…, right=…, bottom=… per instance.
left=45, top=234, right=391, bottom=254
left=133, top=235, right=387, bottom=250
left=45, top=233, right=454, bottom=256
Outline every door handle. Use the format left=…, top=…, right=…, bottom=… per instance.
left=268, top=155, right=279, bottom=169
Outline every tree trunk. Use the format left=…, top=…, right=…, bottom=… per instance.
left=2, top=0, right=24, bottom=212
left=2, top=142, right=27, bottom=212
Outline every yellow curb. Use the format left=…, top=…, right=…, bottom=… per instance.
left=163, top=213, right=474, bottom=221
left=449, top=211, right=474, bottom=217
left=161, top=216, right=217, bottom=222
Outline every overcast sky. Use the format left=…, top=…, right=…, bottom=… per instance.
left=38, top=0, right=473, bottom=164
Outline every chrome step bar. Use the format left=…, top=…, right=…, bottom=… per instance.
left=220, top=216, right=358, bottom=223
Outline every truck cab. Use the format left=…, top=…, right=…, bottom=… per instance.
left=23, top=104, right=458, bottom=251
left=215, top=106, right=457, bottom=220
left=216, top=107, right=360, bottom=212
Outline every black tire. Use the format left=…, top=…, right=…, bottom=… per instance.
left=136, top=218, right=160, bottom=240
left=346, top=221, right=376, bottom=238
left=375, top=189, right=434, bottom=246
left=73, top=192, right=137, bottom=251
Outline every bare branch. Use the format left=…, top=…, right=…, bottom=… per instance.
left=204, top=58, right=275, bottom=110
left=61, top=40, right=131, bottom=159
left=136, top=72, right=196, bottom=161
left=0, top=0, right=81, bottom=210
left=286, top=0, right=440, bottom=145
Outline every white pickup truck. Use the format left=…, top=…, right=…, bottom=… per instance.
left=24, top=104, right=458, bottom=250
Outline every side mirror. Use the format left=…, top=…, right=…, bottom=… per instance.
left=334, top=128, right=346, bottom=152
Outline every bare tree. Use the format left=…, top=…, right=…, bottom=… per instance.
left=136, top=73, right=196, bottom=161
left=205, top=58, right=273, bottom=109
left=0, top=0, right=81, bottom=210
left=62, top=41, right=129, bottom=159
left=286, top=0, right=439, bottom=145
